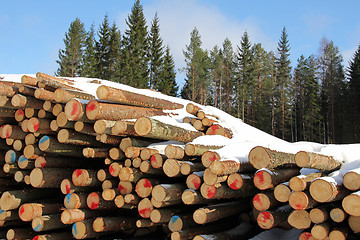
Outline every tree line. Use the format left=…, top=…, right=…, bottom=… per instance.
left=56, top=0, right=360, bottom=144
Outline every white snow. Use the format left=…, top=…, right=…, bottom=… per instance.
left=2, top=73, right=360, bottom=240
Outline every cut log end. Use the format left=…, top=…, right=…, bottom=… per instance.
left=274, top=183, right=291, bottom=203
left=253, top=193, right=271, bottom=212
left=92, top=217, right=105, bottom=232
left=85, top=100, right=100, bottom=120
left=96, top=85, right=110, bottom=100
left=256, top=211, right=274, bottom=229
left=249, top=146, right=271, bottom=169
left=294, top=151, right=310, bottom=167
left=193, top=208, right=207, bottom=224
left=309, top=179, right=335, bottom=203
left=253, top=170, right=272, bottom=190
left=343, top=171, right=360, bottom=191
left=134, top=117, right=152, bottom=136
left=287, top=210, right=311, bottom=229
left=342, top=193, right=360, bottom=217
left=29, top=168, right=44, bottom=188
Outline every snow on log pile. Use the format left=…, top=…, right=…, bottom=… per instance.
left=0, top=72, right=359, bottom=239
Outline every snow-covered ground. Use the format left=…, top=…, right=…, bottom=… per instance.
left=2, top=74, right=360, bottom=239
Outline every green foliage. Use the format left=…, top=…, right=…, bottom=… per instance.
left=157, top=46, right=178, bottom=96
left=56, top=18, right=86, bottom=77
left=81, top=24, right=97, bottom=78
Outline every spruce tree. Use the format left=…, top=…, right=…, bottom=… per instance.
left=347, top=43, right=360, bottom=142
left=108, top=22, right=121, bottom=81
left=56, top=18, right=86, bottom=77
left=221, top=38, right=235, bottom=114
left=95, top=14, right=112, bottom=80
left=148, top=13, right=164, bottom=89
left=157, top=46, right=178, bottom=96
left=82, top=24, right=97, bottom=78
left=209, top=45, right=223, bottom=108
left=121, top=0, right=149, bottom=88
left=275, top=26, right=292, bottom=140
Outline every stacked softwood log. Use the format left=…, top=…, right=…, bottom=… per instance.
left=0, top=73, right=359, bottom=240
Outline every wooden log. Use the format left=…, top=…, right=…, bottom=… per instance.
left=37, top=109, right=53, bottom=119
left=249, top=146, right=296, bottom=170
left=342, top=190, right=360, bottom=216
left=193, top=200, right=250, bottom=224
left=151, top=197, right=181, bottom=209
left=330, top=207, right=348, bottom=223
left=348, top=215, right=360, bottom=233
left=343, top=168, right=360, bottom=191
left=210, top=159, right=255, bottom=176
left=54, top=88, right=95, bottom=103
left=21, top=75, right=38, bottom=86
left=163, top=159, right=184, bottom=177
left=0, top=189, right=58, bottom=211
left=139, top=161, right=164, bottom=175
left=309, top=177, right=351, bottom=203
left=124, top=193, right=139, bottom=205
left=24, top=133, right=36, bottom=146
left=52, top=103, right=64, bottom=116
left=252, top=190, right=279, bottom=212
left=309, top=205, right=331, bottom=224
left=140, top=148, right=159, bottom=161
left=202, top=168, right=226, bottom=188
left=14, top=109, right=25, bottom=121
left=253, top=168, right=300, bottom=190
left=135, top=117, right=204, bottom=143
left=118, top=181, right=134, bottom=195
left=256, top=204, right=293, bottom=229
left=86, top=100, right=167, bottom=121
left=17, top=155, right=33, bottom=170
left=202, top=116, right=217, bottom=127
left=150, top=207, right=184, bottom=224
left=328, top=226, right=349, bottom=240
left=125, top=146, right=143, bottom=158
left=192, top=119, right=206, bottom=131
left=186, top=171, right=203, bottom=190
left=102, top=179, right=118, bottom=190
left=71, top=218, right=100, bottom=239
left=311, top=222, right=332, bottom=240
left=111, top=120, right=136, bottom=136
left=55, top=112, right=75, bottom=129
left=21, top=119, right=30, bottom=132
left=64, top=192, right=88, bottom=209
left=289, top=191, right=318, bottom=211
left=29, top=168, right=72, bottom=188
left=182, top=189, right=212, bottom=205
left=1, top=124, right=27, bottom=139
left=107, top=148, right=125, bottom=162
left=5, top=149, right=18, bottom=164
left=150, top=153, right=166, bottom=169
left=72, top=169, right=101, bottom=187
left=295, top=151, right=342, bottom=171
left=101, top=188, right=119, bottom=201
left=74, top=122, right=96, bottom=136
left=98, top=134, right=122, bottom=146
left=201, top=151, right=220, bottom=168
left=18, top=202, right=62, bottom=222
left=28, top=117, right=54, bottom=134
left=36, top=72, right=79, bottom=90
left=0, top=108, right=17, bottom=120
left=93, top=119, right=115, bottom=135
left=93, top=216, right=137, bottom=232
left=6, top=228, right=37, bottom=240
left=0, top=82, right=18, bottom=97
left=138, top=198, right=153, bottom=218
left=34, top=156, right=100, bottom=169
left=86, top=192, right=116, bottom=210
left=32, top=214, right=66, bottom=232
left=11, top=94, right=44, bottom=109
left=289, top=172, right=325, bottom=192
left=119, top=137, right=154, bottom=152
left=83, top=147, right=110, bottom=158
left=200, top=182, right=257, bottom=200
left=34, top=88, right=55, bottom=101
left=180, top=161, right=204, bottom=175
left=184, top=143, right=223, bottom=157
left=24, top=108, right=38, bottom=118
left=274, top=182, right=291, bottom=203
left=205, top=124, right=232, bottom=138
left=298, top=232, right=315, bottom=240
left=108, top=162, right=123, bottom=177
left=186, top=103, right=201, bottom=115
left=38, top=136, right=85, bottom=157
left=135, top=178, right=159, bottom=198
left=64, top=98, right=92, bottom=122
left=168, top=213, right=198, bottom=232
left=152, top=183, right=187, bottom=202
left=96, top=85, right=183, bottom=110
left=57, top=128, right=102, bottom=147
left=19, top=84, right=36, bottom=97
left=13, top=139, right=25, bottom=151
left=60, top=179, right=98, bottom=195
left=33, top=232, right=74, bottom=240
left=287, top=210, right=311, bottom=229
left=192, top=222, right=258, bottom=240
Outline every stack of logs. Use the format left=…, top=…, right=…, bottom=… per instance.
left=0, top=72, right=358, bottom=240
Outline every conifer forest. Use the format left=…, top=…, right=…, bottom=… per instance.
left=56, top=0, right=360, bottom=144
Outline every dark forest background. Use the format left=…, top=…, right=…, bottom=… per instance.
left=55, top=0, right=360, bottom=144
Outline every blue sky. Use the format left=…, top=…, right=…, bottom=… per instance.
left=1, top=0, right=359, bottom=88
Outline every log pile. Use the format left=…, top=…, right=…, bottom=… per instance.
left=0, top=73, right=358, bottom=240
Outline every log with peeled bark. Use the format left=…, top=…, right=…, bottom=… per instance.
left=295, top=151, right=342, bottom=171
left=248, top=146, right=296, bottom=170
left=0, top=189, right=58, bottom=211
left=97, top=85, right=184, bottom=111
left=273, top=182, right=291, bottom=203
left=192, top=222, right=258, bottom=240
left=18, top=202, right=63, bottom=222
left=287, top=210, right=311, bottom=230
left=86, top=100, right=167, bottom=121
left=289, top=172, right=325, bottom=192
left=29, top=168, right=73, bottom=188
left=111, top=120, right=137, bottom=136
left=200, top=182, right=257, bottom=200
left=64, top=98, right=91, bottom=122
left=186, top=103, right=202, bottom=115
left=34, top=88, right=55, bottom=101
left=36, top=72, right=80, bottom=91
left=288, top=191, right=319, bottom=211
left=205, top=124, right=233, bottom=138
left=311, top=222, right=332, bottom=240
left=92, top=216, right=137, bottom=233
left=309, top=177, right=351, bottom=203
left=53, top=88, right=95, bottom=103
left=193, top=200, right=250, bottom=224
left=38, top=136, right=85, bottom=158
left=21, top=75, right=38, bottom=86
left=210, top=159, right=255, bottom=176
left=11, top=94, right=44, bottom=109
left=343, top=168, right=360, bottom=191
left=253, top=168, right=300, bottom=190
left=256, top=204, right=293, bottom=229
left=184, top=143, right=223, bottom=157
left=134, top=117, right=204, bottom=143
left=63, top=192, right=88, bottom=209
left=0, top=82, right=18, bottom=97
left=152, top=183, right=187, bottom=202
left=31, top=214, right=66, bottom=232
left=342, top=190, right=360, bottom=216
left=252, top=191, right=279, bottom=212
